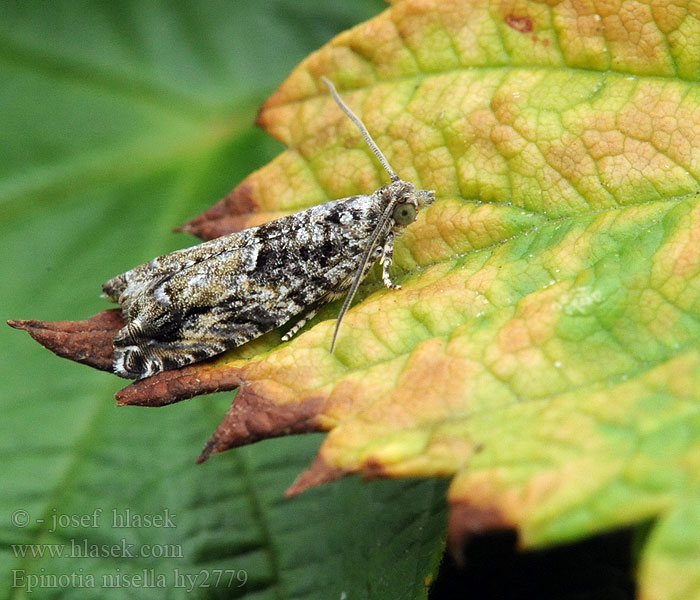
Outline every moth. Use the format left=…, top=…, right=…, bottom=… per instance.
left=103, top=77, right=434, bottom=379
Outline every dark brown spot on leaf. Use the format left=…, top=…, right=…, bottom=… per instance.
left=505, top=14, right=533, bottom=33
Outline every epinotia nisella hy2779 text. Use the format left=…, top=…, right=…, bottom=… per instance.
left=103, top=78, right=435, bottom=379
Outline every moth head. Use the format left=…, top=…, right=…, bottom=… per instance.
left=387, top=180, right=435, bottom=229
left=320, top=76, right=436, bottom=229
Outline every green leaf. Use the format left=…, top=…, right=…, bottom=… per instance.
left=1, top=2, right=446, bottom=599
left=100, top=1, right=700, bottom=598
left=9, top=0, right=700, bottom=598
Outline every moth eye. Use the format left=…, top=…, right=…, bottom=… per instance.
left=393, top=202, right=416, bottom=225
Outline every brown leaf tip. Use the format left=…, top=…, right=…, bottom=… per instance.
left=285, top=455, right=348, bottom=496
left=198, top=389, right=326, bottom=464
left=447, top=501, right=515, bottom=561
left=115, top=362, right=243, bottom=407
left=8, top=309, right=124, bottom=373
left=176, top=181, right=258, bottom=241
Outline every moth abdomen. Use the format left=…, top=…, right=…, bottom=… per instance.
left=115, top=341, right=218, bottom=379
left=114, top=318, right=147, bottom=345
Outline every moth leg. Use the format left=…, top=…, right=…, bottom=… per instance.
left=281, top=306, right=323, bottom=342
left=380, top=234, right=401, bottom=290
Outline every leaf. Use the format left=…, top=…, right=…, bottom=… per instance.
left=1, top=2, right=448, bottom=599
left=8, top=0, right=700, bottom=598
left=8, top=310, right=123, bottom=373
left=116, top=0, right=700, bottom=597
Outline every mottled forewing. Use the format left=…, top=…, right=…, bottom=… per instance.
left=105, top=195, right=385, bottom=378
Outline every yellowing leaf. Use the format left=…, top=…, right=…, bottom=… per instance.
left=13, top=0, right=700, bottom=596
left=178, top=1, right=700, bottom=596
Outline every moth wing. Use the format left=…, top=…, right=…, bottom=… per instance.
left=102, top=228, right=256, bottom=311
left=110, top=196, right=384, bottom=378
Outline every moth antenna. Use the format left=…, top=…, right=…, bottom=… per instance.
left=330, top=201, right=396, bottom=352
left=321, top=76, right=399, bottom=183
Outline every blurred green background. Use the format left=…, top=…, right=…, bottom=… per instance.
left=0, top=2, right=449, bottom=598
